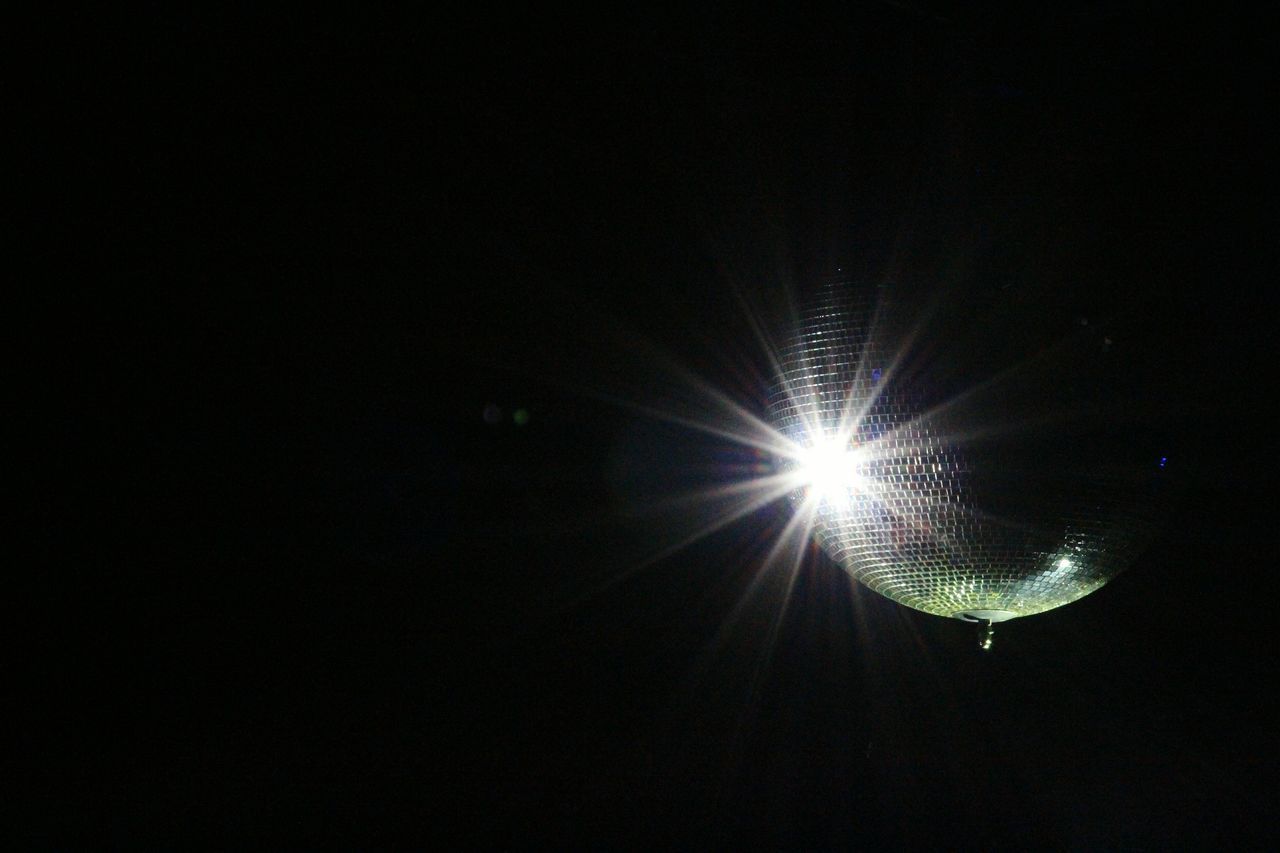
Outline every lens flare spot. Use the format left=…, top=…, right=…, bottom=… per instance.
left=797, top=437, right=866, bottom=509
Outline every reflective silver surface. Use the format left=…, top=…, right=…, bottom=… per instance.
left=767, top=280, right=1165, bottom=621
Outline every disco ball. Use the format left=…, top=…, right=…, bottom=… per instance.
left=767, top=278, right=1168, bottom=642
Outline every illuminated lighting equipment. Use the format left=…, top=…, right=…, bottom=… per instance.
left=767, top=278, right=1167, bottom=646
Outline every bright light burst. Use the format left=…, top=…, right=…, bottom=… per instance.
left=576, top=275, right=1160, bottom=664
left=799, top=436, right=865, bottom=501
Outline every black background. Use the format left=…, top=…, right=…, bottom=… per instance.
left=23, top=4, right=1276, bottom=848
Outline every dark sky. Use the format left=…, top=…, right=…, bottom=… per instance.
left=26, top=4, right=1276, bottom=848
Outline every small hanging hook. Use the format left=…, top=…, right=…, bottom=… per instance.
left=979, top=620, right=995, bottom=651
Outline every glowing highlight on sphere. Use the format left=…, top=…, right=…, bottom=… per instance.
left=796, top=436, right=866, bottom=508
